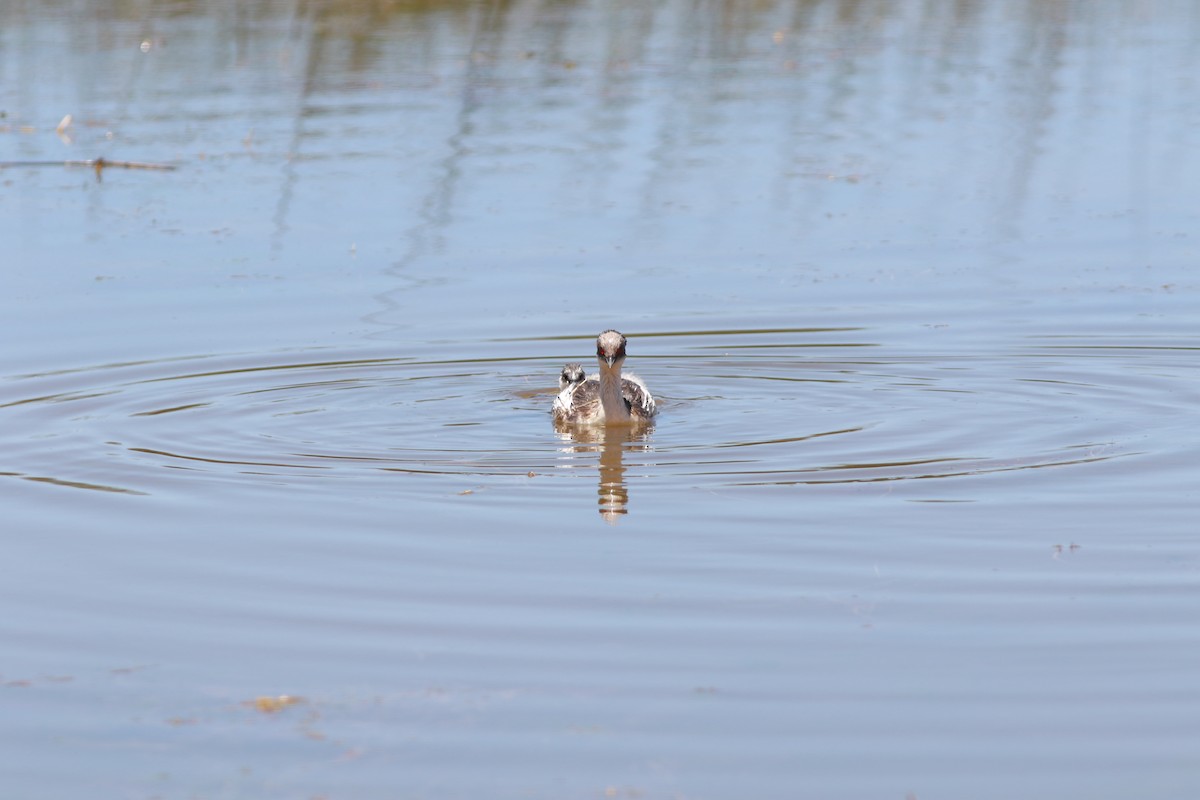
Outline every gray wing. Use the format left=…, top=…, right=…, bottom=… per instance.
left=621, top=374, right=657, bottom=419
left=570, top=379, right=603, bottom=417
left=553, top=378, right=603, bottom=422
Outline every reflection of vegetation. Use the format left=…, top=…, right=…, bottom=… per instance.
left=10, top=0, right=486, bottom=19
left=11, top=0, right=1192, bottom=274
left=13, top=0, right=1187, bottom=55
left=14, top=0, right=1192, bottom=106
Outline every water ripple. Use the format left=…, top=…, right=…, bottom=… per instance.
left=0, top=329, right=1190, bottom=510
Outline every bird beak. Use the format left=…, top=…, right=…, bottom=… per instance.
left=603, top=355, right=616, bottom=367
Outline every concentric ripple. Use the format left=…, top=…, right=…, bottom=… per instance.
left=1, top=328, right=1193, bottom=504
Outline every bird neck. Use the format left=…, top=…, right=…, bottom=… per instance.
left=597, top=360, right=631, bottom=421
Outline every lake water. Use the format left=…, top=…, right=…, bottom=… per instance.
left=2, top=1, right=1198, bottom=798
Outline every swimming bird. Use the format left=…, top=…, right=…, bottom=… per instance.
left=552, top=330, right=657, bottom=425
left=558, top=362, right=587, bottom=391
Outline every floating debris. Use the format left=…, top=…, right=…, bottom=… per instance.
left=0, top=157, right=177, bottom=180
left=247, top=694, right=304, bottom=714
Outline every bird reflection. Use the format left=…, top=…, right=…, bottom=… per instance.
left=554, top=421, right=653, bottom=523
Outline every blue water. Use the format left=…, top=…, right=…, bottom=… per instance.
left=2, top=1, right=1198, bottom=798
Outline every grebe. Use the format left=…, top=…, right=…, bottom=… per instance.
left=552, top=330, right=657, bottom=425
left=559, top=362, right=587, bottom=390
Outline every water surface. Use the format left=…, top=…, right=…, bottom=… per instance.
left=2, top=1, right=1198, bottom=798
